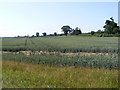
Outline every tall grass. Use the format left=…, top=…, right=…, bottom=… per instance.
left=2, top=60, right=118, bottom=88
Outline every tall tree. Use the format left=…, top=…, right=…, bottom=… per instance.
left=61, top=25, right=72, bottom=36
left=103, top=17, right=120, bottom=34
left=36, top=32, right=39, bottom=37
left=54, top=32, right=57, bottom=36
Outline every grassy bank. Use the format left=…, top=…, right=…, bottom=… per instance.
left=3, top=60, right=118, bottom=88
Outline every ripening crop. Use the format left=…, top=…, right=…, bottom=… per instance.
left=2, top=37, right=118, bottom=53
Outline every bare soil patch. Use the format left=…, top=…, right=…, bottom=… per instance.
left=2, top=50, right=112, bottom=56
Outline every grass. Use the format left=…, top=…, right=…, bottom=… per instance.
left=2, top=60, right=118, bottom=88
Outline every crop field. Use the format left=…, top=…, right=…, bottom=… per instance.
left=2, top=53, right=118, bottom=69
left=1, top=36, right=119, bottom=88
left=2, top=36, right=118, bottom=53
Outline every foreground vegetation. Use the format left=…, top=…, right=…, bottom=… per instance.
left=2, top=37, right=118, bottom=53
left=3, top=60, right=118, bottom=88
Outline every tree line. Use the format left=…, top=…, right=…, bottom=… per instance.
left=17, top=17, right=120, bottom=37
left=61, top=17, right=120, bottom=36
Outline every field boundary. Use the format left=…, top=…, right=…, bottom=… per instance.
left=2, top=50, right=117, bottom=56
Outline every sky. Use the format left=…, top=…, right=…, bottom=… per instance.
left=0, top=1, right=119, bottom=37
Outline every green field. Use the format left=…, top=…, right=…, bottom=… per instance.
left=2, top=36, right=118, bottom=53
left=2, top=36, right=119, bottom=88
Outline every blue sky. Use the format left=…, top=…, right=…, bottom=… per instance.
left=0, top=2, right=118, bottom=37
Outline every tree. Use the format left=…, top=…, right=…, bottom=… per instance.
left=32, top=35, right=35, bottom=37
left=97, top=29, right=102, bottom=33
left=103, top=17, right=120, bottom=34
left=110, top=17, right=114, bottom=22
left=54, top=32, right=57, bottom=36
left=71, top=27, right=82, bottom=35
left=91, top=31, right=95, bottom=35
left=113, top=27, right=120, bottom=34
left=61, top=25, right=72, bottom=36
left=17, top=35, right=20, bottom=37
left=36, top=32, right=39, bottom=37
left=42, top=32, right=46, bottom=36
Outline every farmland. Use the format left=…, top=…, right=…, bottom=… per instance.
left=1, top=36, right=119, bottom=88
left=2, top=36, right=118, bottom=53
left=2, top=53, right=118, bottom=69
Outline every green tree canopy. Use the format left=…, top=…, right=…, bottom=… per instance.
left=71, top=27, right=82, bottom=35
left=36, top=32, right=39, bottom=37
left=91, top=31, right=95, bottom=35
left=54, top=32, right=57, bottom=36
left=61, top=25, right=72, bottom=36
left=103, top=17, right=120, bottom=34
